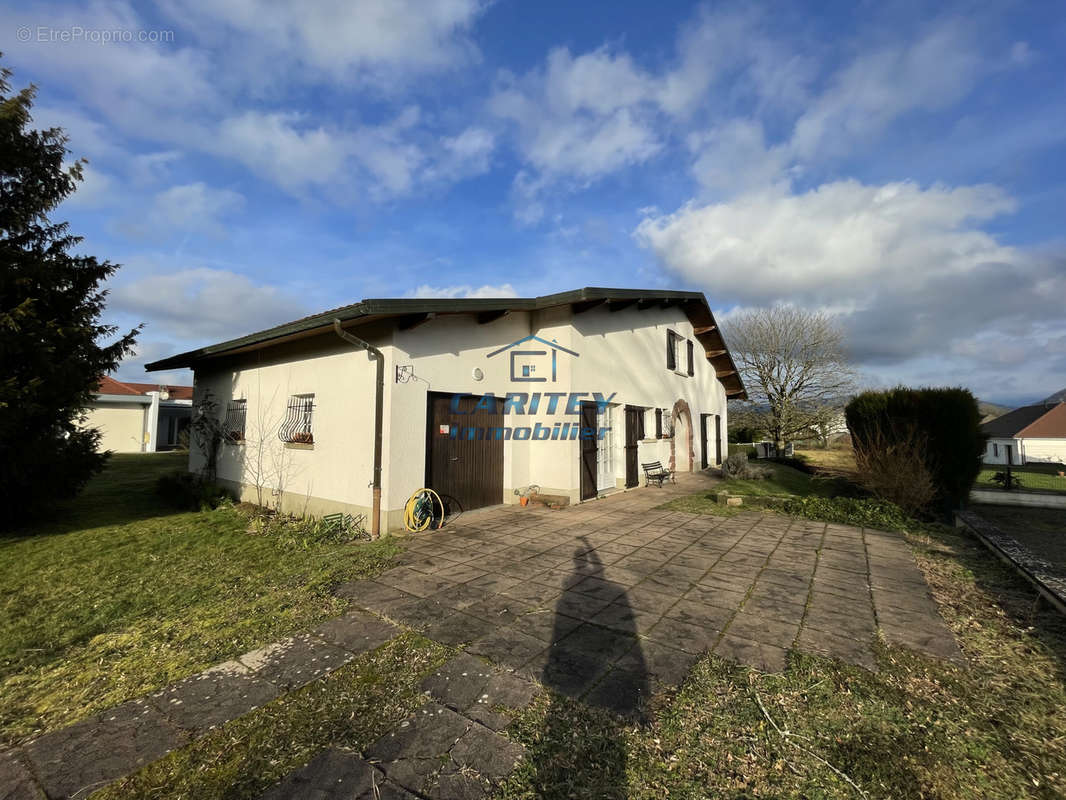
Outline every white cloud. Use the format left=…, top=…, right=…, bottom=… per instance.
left=63, top=163, right=115, bottom=209
left=110, top=267, right=305, bottom=341
left=408, top=284, right=519, bottom=299
left=635, top=178, right=1066, bottom=376
left=490, top=47, right=663, bottom=182
left=140, top=182, right=245, bottom=237
left=635, top=179, right=1017, bottom=305
left=789, top=24, right=985, bottom=163
left=163, top=0, right=486, bottom=87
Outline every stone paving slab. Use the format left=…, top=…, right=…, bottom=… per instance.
left=150, top=660, right=280, bottom=736
left=365, top=702, right=525, bottom=800
left=238, top=633, right=355, bottom=690
left=23, top=698, right=187, bottom=800
left=258, top=748, right=415, bottom=800
left=0, top=749, right=41, bottom=800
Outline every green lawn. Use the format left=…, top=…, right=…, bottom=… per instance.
left=0, top=453, right=400, bottom=746
left=976, top=462, right=1066, bottom=493
left=723, top=460, right=839, bottom=498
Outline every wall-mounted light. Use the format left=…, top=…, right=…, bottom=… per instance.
left=395, top=365, right=414, bottom=383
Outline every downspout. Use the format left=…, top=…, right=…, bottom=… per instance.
left=333, top=320, right=384, bottom=539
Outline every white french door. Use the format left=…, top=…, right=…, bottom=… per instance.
left=596, top=404, right=616, bottom=491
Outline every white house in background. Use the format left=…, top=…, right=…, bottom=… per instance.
left=981, top=401, right=1066, bottom=466
left=85, top=376, right=193, bottom=453
left=145, top=288, right=746, bottom=534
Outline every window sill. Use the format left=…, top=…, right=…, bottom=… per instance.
left=224, top=440, right=245, bottom=446
left=284, top=442, right=315, bottom=450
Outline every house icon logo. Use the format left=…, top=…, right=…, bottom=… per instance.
left=486, top=335, right=579, bottom=383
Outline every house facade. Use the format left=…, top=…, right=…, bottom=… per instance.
left=145, top=288, right=746, bottom=533
left=85, top=377, right=193, bottom=453
left=981, top=401, right=1066, bottom=465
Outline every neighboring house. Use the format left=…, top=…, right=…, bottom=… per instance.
left=981, top=402, right=1066, bottom=466
left=85, top=376, right=193, bottom=453
left=145, top=287, right=746, bottom=534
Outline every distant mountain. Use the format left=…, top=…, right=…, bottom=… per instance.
left=1041, top=388, right=1066, bottom=404
left=978, top=400, right=1012, bottom=422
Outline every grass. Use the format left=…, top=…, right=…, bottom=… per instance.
left=794, top=444, right=859, bottom=480
left=498, top=518, right=1066, bottom=799
left=976, top=463, right=1066, bottom=494
left=0, top=453, right=401, bottom=746
left=95, top=633, right=449, bottom=800
left=723, top=461, right=840, bottom=498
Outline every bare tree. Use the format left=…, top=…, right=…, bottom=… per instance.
left=726, top=307, right=856, bottom=449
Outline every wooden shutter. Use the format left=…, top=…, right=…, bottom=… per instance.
left=686, top=339, right=694, bottom=376
left=655, top=408, right=663, bottom=438
left=666, top=331, right=676, bottom=370
left=638, top=409, right=646, bottom=440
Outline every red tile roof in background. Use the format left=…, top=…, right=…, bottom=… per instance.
left=97, top=375, right=193, bottom=400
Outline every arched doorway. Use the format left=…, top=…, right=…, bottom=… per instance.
left=669, top=399, right=694, bottom=474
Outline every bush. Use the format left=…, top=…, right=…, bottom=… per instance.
left=721, top=452, right=766, bottom=480
left=155, top=471, right=232, bottom=510
left=845, top=387, right=985, bottom=513
left=851, top=424, right=937, bottom=516
left=781, top=496, right=913, bottom=531
left=246, top=510, right=370, bottom=550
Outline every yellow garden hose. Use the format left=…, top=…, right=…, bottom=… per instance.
left=404, top=488, right=445, bottom=532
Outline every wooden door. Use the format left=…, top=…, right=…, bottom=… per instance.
left=425, top=393, right=504, bottom=512
left=579, top=402, right=598, bottom=500
left=624, top=406, right=641, bottom=488
left=700, top=414, right=709, bottom=469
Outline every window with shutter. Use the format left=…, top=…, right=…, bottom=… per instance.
left=655, top=408, right=663, bottom=438
left=686, top=339, right=694, bottom=376
left=666, top=330, right=677, bottom=370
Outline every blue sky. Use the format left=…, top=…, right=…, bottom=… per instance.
left=3, top=0, right=1064, bottom=406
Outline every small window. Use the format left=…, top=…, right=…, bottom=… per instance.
left=686, top=339, right=694, bottom=376
left=655, top=408, right=663, bottom=438
left=993, top=443, right=999, bottom=457
left=224, top=399, right=247, bottom=442
left=280, top=394, right=315, bottom=444
left=666, top=330, right=677, bottom=370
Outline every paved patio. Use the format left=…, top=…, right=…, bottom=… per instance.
left=1, top=475, right=962, bottom=800
left=343, top=474, right=961, bottom=718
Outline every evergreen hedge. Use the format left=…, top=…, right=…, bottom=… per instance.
left=845, top=387, right=986, bottom=511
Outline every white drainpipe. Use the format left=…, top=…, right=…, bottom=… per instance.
left=145, top=391, right=161, bottom=453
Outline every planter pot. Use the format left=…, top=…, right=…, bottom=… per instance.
left=519, top=496, right=529, bottom=506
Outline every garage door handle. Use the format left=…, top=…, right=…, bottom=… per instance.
left=450, top=457, right=460, bottom=461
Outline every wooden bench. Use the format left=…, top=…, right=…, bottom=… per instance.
left=642, top=461, right=673, bottom=488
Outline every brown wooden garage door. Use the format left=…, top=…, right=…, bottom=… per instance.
left=425, top=392, right=505, bottom=513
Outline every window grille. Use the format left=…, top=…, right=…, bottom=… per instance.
left=280, top=394, right=315, bottom=443
left=224, top=399, right=247, bottom=442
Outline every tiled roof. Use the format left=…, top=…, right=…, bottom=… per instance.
left=97, top=376, right=193, bottom=400
left=981, top=402, right=1066, bottom=438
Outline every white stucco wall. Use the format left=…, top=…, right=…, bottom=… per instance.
left=1019, top=438, right=1066, bottom=465
left=984, top=437, right=1020, bottom=465
left=191, top=337, right=378, bottom=518
left=985, top=436, right=1066, bottom=466
left=85, top=403, right=147, bottom=453
left=189, top=304, right=732, bottom=530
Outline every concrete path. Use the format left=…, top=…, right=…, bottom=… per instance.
left=1, top=474, right=961, bottom=799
